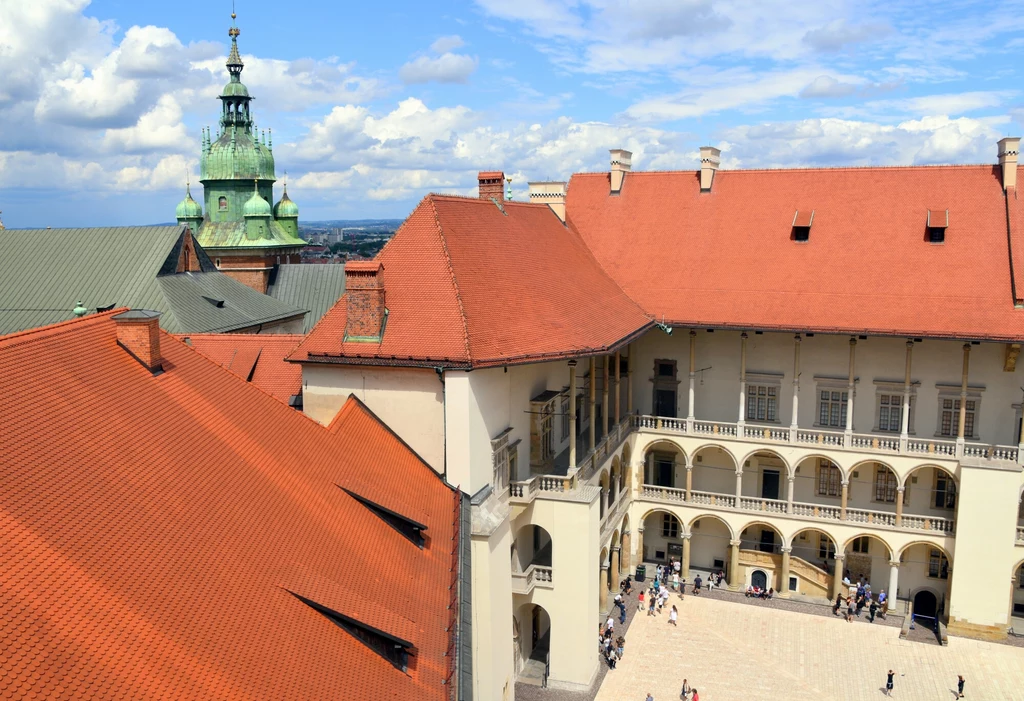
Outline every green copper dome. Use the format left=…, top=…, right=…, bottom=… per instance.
left=243, top=187, right=272, bottom=217
left=221, top=81, right=250, bottom=97
left=175, top=184, right=203, bottom=219
left=273, top=187, right=299, bottom=218
left=201, top=129, right=275, bottom=181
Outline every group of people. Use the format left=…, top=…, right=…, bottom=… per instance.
left=642, top=680, right=700, bottom=701
left=744, top=584, right=775, bottom=600
left=598, top=620, right=625, bottom=670
left=832, top=576, right=888, bottom=623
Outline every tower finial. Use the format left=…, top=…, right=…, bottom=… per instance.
left=226, top=3, right=243, bottom=78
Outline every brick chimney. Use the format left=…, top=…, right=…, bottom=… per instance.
left=344, top=261, right=386, bottom=341
left=528, top=181, right=567, bottom=223
left=113, top=309, right=163, bottom=372
left=478, top=171, right=505, bottom=201
left=610, top=149, right=632, bottom=194
left=998, top=137, right=1020, bottom=191
left=699, top=146, right=721, bottom=192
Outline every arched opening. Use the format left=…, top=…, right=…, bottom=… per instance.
left=751, top=569, right=768, bottom=590
left=738, top=449, right=788, bottom=502
left=643, top=440, right=686, bottom=490
left=599, top=470, right=609, bottom=518
left=792, top=455, right=844, bottom=510
left=898, top=542, right=952, bottom=619
left=620, top=514, right=632, bottom=573
left=842, top=460, right=900, bottom=517
left=690, top=444, right=737, bottom=497
left=515, top=604, right=551, bottom=683
left=841, top=533, right=893, bottom=593
left=789, top=527, right=839, bottom=598
left=1011, top=560, right=1024, bottom=626
left=609, top=457, right=620, bottom=506
left=913, top=589, right=938, bottom=618
left=687, top=514, right=732, bottom=578
left=740, top=521, right=785, bottom=554
left=513, top=524, right=552, bottom=572
left=641, top=509, right=684, bottom=565
left=903, top=465, right=958, bottom=526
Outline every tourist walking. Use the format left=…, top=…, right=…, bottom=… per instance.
left=957, top=674, right=965, bottom=698
left=877, top=589, right=888, bottom=618
left=669, top=604, right=678, bottom=626
left=638, top=590, right=645, bottom=612
left=679, top=679, right=691, bottom=699
left=885, top=669, right=895, bottom=696
left=693, top=574, right=702, bottom=596
left=646, top=693, right=654, bottom=701
left=868, top=598, right=878, bottom=623
left=846, top=596, right=855, bottom=622
left=691, top=688, right=699, bottom=701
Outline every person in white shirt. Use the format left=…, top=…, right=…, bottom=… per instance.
left=669, top=605, right=678, bottom=626
left=605, top=616, right=614, bottom=632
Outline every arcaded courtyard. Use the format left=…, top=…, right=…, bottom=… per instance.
left=594, top=596, right=1024, bottom=701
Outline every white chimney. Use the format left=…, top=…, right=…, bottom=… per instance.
left=528, top=181, right=568, bottom=223
left=699, top=146, right=721, bottom=192
left=998, top=137, right=1020, bottom=191
left=610, top=149, right=632, bottom=194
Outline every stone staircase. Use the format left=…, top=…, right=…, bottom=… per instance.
left=737, top=549, right=832, bottom=598
left=517, top=633, right=550, bottom=687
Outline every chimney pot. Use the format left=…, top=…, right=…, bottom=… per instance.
left=478, top=171, right=505, bottom=201
left=113, top=309, right=163, bottom=372
left=344, top=261, right=386, bottom=341
left=699, top=146, right=721, bottom=192
left=528, top=181, right=568, bottom=223
left=998, top=137, right=1020, bottom=191
left=609, top=149, right=632, bottom=194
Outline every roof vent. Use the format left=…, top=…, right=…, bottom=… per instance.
left=926, top=209, right=948, bottom=243
left=478, top=171, right=505, bottom=201
left=998, top=137, right=1020, bottom=191
left=792, top=210, right=814, bottom=242
left=203, top=296, right=226, bottom=308
left=528, top=181, right=567, bottom=224
left=699, top=146, right=721, bottom=192
left=341, top=487, right=427, bottom=548
left=610, top=149, right=632, bottom=194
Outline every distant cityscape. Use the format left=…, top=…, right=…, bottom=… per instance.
left=297, top=219, right=403, bottom=262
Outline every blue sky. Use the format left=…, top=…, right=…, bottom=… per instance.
left=1, top=0, right=1023, bottom=227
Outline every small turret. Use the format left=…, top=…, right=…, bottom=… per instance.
left=175, top=182, right=204, bottom=233
left=243, top=180, right=272, bottom=241
left=273, top=181, right=300, bottom=238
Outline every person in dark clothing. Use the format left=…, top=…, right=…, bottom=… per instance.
left=885, top=669, right=895, bottom=696
left=868, top=599, right=878, bottom=623
left=833, top=592, right=844, bottom=615
left=957, top=674, right=965, bottom=698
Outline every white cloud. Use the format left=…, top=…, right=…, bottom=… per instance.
left=431, top=35, right=465, bottom=53
left=802, top=19, right=890, bottom=52
left=800, top=75, right=858, bottom=99
left=102, top=94, right=189, bottom=153
left=400, top=53, right=478, bottom=84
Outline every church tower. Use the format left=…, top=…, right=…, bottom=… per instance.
left=183, top=10, right=305, bottom=293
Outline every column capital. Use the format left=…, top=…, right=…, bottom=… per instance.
left=729, top=539, right=742, bottom=547
left=849, top=336, right=857, bottom=347
left=686, top=464, right=693, bottom=472
left=622, top=529, right=631, bottom=536
left=689, top=329, right=696, bottom=338
left=637, top=526, right=645, bottom=534
left=896, top=486, right=905, bottom=493
left=682, top=533, right=692, bottom=541
left=906, top=339, right=914, bottom=349
left=568, top=358, right=577, bottom=367
left=787, top=475, right=795, bottom=483
left=601, top=563, right=610, bottom=571
left=889, top=559, right=900, bottom=567
left=841, top=479, right=849, bottom=487
left=736, top=469, right=744, bottom=476
left=834, top=553, right=845, bottom=561
left=794, top=333, right=801, bottom=343
left=780, top=546, right=792, bottom=554
left=611, top=545, right=620, bottom=553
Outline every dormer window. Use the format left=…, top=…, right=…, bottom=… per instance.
left=927, top=209, right=948, bottom=243
left=218, top=196, right=228, bottom=211
left=792, top=210, right=814, bottom=242
left=341, top=487, right=427, bottom=548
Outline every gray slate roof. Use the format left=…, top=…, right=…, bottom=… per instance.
left=266, top=264, right=346, bottom=333
left=0, top=226, right=306, bottom=335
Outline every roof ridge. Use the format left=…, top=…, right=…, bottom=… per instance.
left=0, top=308, right=126, bottom=350
left=571, top=163, right=995, bottom=178
left=428, top=193, right=547, bottom=207
left=427, top=196, right=473, bottom=362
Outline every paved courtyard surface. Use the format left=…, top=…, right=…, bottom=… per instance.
left=594, top=595, right=1024, bottom=701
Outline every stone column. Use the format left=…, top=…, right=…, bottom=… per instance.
left=790, top=334, right=801, bottom=442
left=589, top=357, right=597, bottom=453
left=844, top=338, right=856, bottom=448
left=895, top=486, right=905, bottom=527
left=636, top=526, right=645, bottom=568
left=956, top=343, right=971, bottom=456
left=600, top=563, right=610, bottom=613
left=738, top=332, right=748, bottom=429
left=602, top=356, right=610, bottom=438
left=900, top=340, right=913, bottom=451
left=687, top=330, right=696, bottom=431
left=610, top=547, right=620, bottom=593
left=614, top=351, right=621, bottom=426
left=888, top=560, right=900, bottom=611
left=568, top=360, right=577, bottom=469
left=779, top=546, right=792, bottom=598
left=728, top=540, right=742, bottom=591
left=831, top=553, right=846, bottom=600
left=626, top=343, right=634, bottom=414
left=786, top=475, right=795, bottom=514
left=840, top=479, right=849, bottom=520
left=943, top=565, right=953, bottom=619
left=735, top=469, right=743, bottom=503
left=682, top=535, right=692, bottom=580
left=685, top=465, right=693, bottom=501
left=620, top=531, right=631, bottom=572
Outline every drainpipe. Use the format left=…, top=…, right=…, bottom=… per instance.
left=434, top=366, right=447, bottom=482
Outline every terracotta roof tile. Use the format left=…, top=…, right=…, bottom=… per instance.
left=293, top=194, right=652, bottom=367
left=567, top=165, right=1024, bottom=341
left=178, top=333, right=303, bottom=403
left=0, top=312, right=458, bottom=700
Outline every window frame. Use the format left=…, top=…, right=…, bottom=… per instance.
left=934, top=384, right=983, bottom=440
left=744, top=372, right=783, bottom=424
left=933, top=470, right=957, bottom=510
left=927, top=549, right=950, bottom=579
left=218, top=196, right=228, bottom=211
left=872, top=380, right=918, bottom=434
left=817, top=534, right=835, bottom=560
left=851, top=536, right=869, bottom=554
left=816, top=459, right=842, bottom=498
left=813, top=377, right=856, bottom=430
left=662, top=513, right=680, bottom=539
left=872, top=464, right=904, bottom=504
left=560, top=395, right=570, bottom=441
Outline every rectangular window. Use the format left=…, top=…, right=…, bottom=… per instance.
left=540, top=404, right=554, bottom=461
left=657, top=361, right=675, bottom=377
left=873, top=465, right=899, bottom=503
left=818, top=534, right=835, bottom=560
left=746, top=384, right=778, bottom=422
left=662, top=514, right=679, bottom=538
left=877, top=393, right=903, bottom=432
left=934, top=472, right=956, bottom=509
left=928, top=549, right=949, bottom=579
left=816, top=459, right=841, bottom=497
left=851, top=536, right=869, bottom=554
left=939, top=398, right=976, bottom=438
left=818, top=389, right=848, bottom=428
left=560, top=396, right=570, bottom=440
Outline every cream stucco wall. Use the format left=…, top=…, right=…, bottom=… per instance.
left=302, top=364, right=445, bottom=471
left=471, top=517, right=514, bottom=701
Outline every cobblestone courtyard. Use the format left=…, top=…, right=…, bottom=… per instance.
left=593, top=595, right=1024, bottom=701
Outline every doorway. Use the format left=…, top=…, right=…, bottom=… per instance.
left=759, top=529, right=776, bottom=553
left=751, top=569, right=768, bottom=590
left=761, top=469, right=780, bottom=500
left=654, top=389, right=677, bottom=418
left=653, top=454, right=675, bottom=488
left=913, top=589, right=937, bottom=618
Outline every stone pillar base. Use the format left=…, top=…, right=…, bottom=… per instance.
left=946, top=617, right=1009, bottom=642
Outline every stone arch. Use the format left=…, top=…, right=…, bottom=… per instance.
left=621, top=441, right=632, bottom=466
left=897, top=539, right=952, bottom=562
left=640, top=507, right=688, bottom=537
left=903, top=463, right=959, bottom=512
left=611, top=528, right=621, bottom=548
left=599, top=469, right=610, bottom=519
left=850, top=457, right=895, bottom=481
left=839, top=532, right=893, bottom=560
left=788, top=526, right=840, bottom=572
left=686, top=513, right=734, bottom=541
left=690, top=443, right=737, bottom=469
left=515, top=602, right=551, bottom=670
left=690, top=444, right=739, bottom=496
left=788, top=526, right=838, bottom=550
left=642, top=439, right=688, bottom=490
left=738, top=519, right=786, bottom=553
left=903, top=462, right=959, bottom=488
left=737, top=448, right=790, bottom=476
left=619, top=514, right=632, bottom=572
left=609, top=457, right=620, bottom=505
left=513, top=524, right=553, bottom=571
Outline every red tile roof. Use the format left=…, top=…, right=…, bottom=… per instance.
left=567, top=165, right=1024, bottom=341
left=178, top=333, right=303, bottom=403
left=292, top=194, right=652, bottom=367
left=0, top=312, right=459, bottom=700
